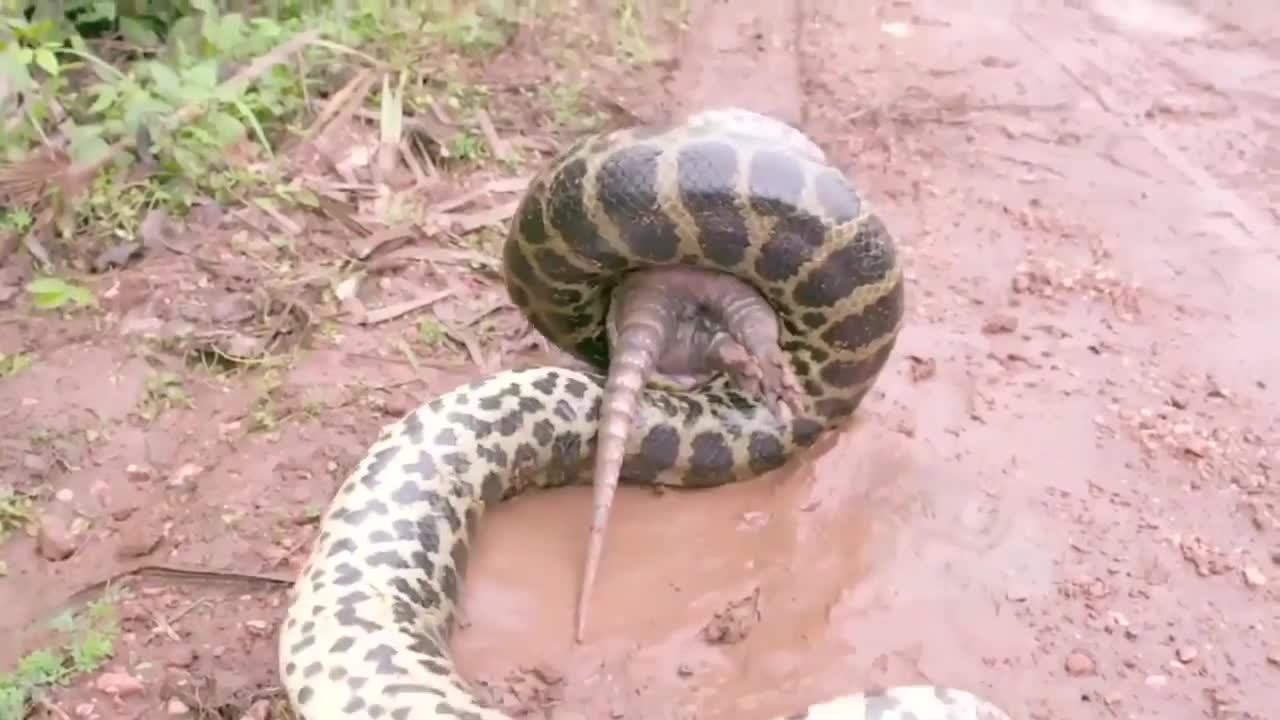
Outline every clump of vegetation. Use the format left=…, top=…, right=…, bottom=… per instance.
left=0, top=0, right=529, bottom=269
left=0, top=592, right=122, bottom=720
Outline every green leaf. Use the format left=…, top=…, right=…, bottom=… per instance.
left=0, top=45, right=35, bottom=93
left=33, top=48, right=58, bottom=76
left=118, top=17, right=160, bottom=47
left=26, top=277, right=95, bottom=311
left=69, top=134, right=110, bottom=166
left=206, top=110, right=245, bottom=146
left=86, top=83, right=118, bottom=114
left=148, top=61, right=182, bottom=100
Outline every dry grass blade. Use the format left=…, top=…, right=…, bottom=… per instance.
left=297, top=68, right=377, bottom=151
left=360, top=288, right=458, bottom=325
left=376, top=72, right=406, bottom=180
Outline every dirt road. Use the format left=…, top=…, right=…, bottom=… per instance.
left=1, top=1, right=1277, bottom=718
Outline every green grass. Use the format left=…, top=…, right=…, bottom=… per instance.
left=0, top=592, right=122, bottom=720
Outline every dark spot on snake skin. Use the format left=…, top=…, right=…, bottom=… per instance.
left=620, top=423, right=680, bottom=482
left=391, top=478, right=434, bottom=505
left=446, top=411, right=493, bottom=440
left=297, top=687, right=313, bottom=704
left=791, top=357, right=811, bottom=377
left=390, top=575, right=431, bottom=608
left=441, top=452, right=471, bottom=475
left=650, top=394, right=678, bottom=418
left=332, top=562, right=365, bottom=586
left=801, top=311, right=826, bottom=329
left=288, top=634, right=316, bottom=655
left=531, top=373, right=559, bottom=395
left=597, top=143, right=681, bottom=262
left=407, top=633, right=443, bottom=659
left=441, top=563, right=460, bottom=602
left=815, top=398, right=857, bottom=421
left=366, top=643, right=408, bottom=676
left=754, top=212, right=828, bottom=283
left=574, top=335, right=610, bottom=369
left=747, top=431, right=787, bottom=474
left=547, top=432, right=585, bottom=486
left=324, top=537, right=356, bottom=558
left=504, top=242, right=548, bottom=293
left=347, top=676, right=368, bottom=691
left=803, top=378, right=825, bottom=397
left=791, top=418, right=823, bottom=447
left=451, top=534, right=470, bottom=578
left=748, top=148, right=807, bottom=212
left=368, top=529, right=393, bottom=544
left=676, top=140, right=751, bottom=266
left=548, top=285, right=585, bottom=306
left=392, top=709, right=411, bottom=720
left=358, top=446, right=400, bottom=489
left=403, top=450, right=437, bottom=481
left=414, top=516, right=440, bottom=555
left=564, top=377, right=589, bottom=398
left=329, top=636, right=356, bottom=653
left=365, top=550, right=411, bottom=569
left=342, top=698, right=367, bottom=713
left=391, top=599, right=417, bottom=626
left=553, top=398, right=578, bottom=422
left=508, top=282, right=530, bottom=311
left=327, top=666, right=348, bottom=681
left=517, top=395, right=546, bottom=414
left=819, top=276, right=904, bottom=351
left=686, top=431, right=736, bottom=486
left=813, top=168, right=862, bottom=223
left=515, top=191, right=549, bottom=245
left=402, top=412, right=425, bottom=443
left=476, top=444, right=509, bottom=470
left=820, top=342, right=895, bottom=389
left=586, top=400, right=600, bottom=422
left=780, top=315, right=803, bottom=337
left=302, top=662, right=323, bottom=679
left=532, top=419, right=554, bottom=446
left=807, top=345, right=830, bottom=363
left=496, top=409, right=525, bottom=436
left=434, top=703, right=488, bottom=720
left=284, top=661, right=296, bottom=675
left=512, top=443, right=539, bottom=486
left=793, top=229, right=895, bottom=309
left=481, top=471, right=504, bottom=505
left=434, top=427, right=458, bottom=445
left=533, top=245, right=596, bottom=285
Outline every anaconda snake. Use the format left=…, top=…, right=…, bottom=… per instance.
left=278, top=109, right=1011, bottom=719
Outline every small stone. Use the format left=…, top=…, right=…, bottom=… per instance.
left=1146, top=674, right=1168, bottom=688
left=1065, top=649, right=1096, bottom=676
left=55, top=488, right=75, bottom=503
left=37, top=516, right=81, bottom=561
left=1176, top=646, right=1198, bottom=663
left=116, top=512, right=165, bottom=559
left=95, top=671, right=144, bottom=697
left=676, top=663, right=694, bottom=677
left=22, top=452, right=50, bottom=476
left=243, top=620, right=270, bottom=636
left=125, top=464, right=155, bottom=482
left=1243, top=566, right=1268, bottom=588
left=981, top=314, right=1018, bottom=334
left=166, top=646, right=197, bottom=668
left=166, top=698, right=190, bottom=715
left=74, top=702, right=95, bottom=718
left=1267, top=652, right=1280, bottom=667
left=167, top=463, right=204, bottom=490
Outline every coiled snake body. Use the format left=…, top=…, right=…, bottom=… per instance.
left=279, top=109, right=1010, bottom=719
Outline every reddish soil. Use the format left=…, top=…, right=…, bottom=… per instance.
left=3, top=0, right=1279, bottom=719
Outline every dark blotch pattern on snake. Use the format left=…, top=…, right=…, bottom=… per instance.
left=279, top=108, right=1011, bottom=719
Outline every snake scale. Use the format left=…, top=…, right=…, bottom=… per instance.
left=278, top=109, right=1011, bottom=719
